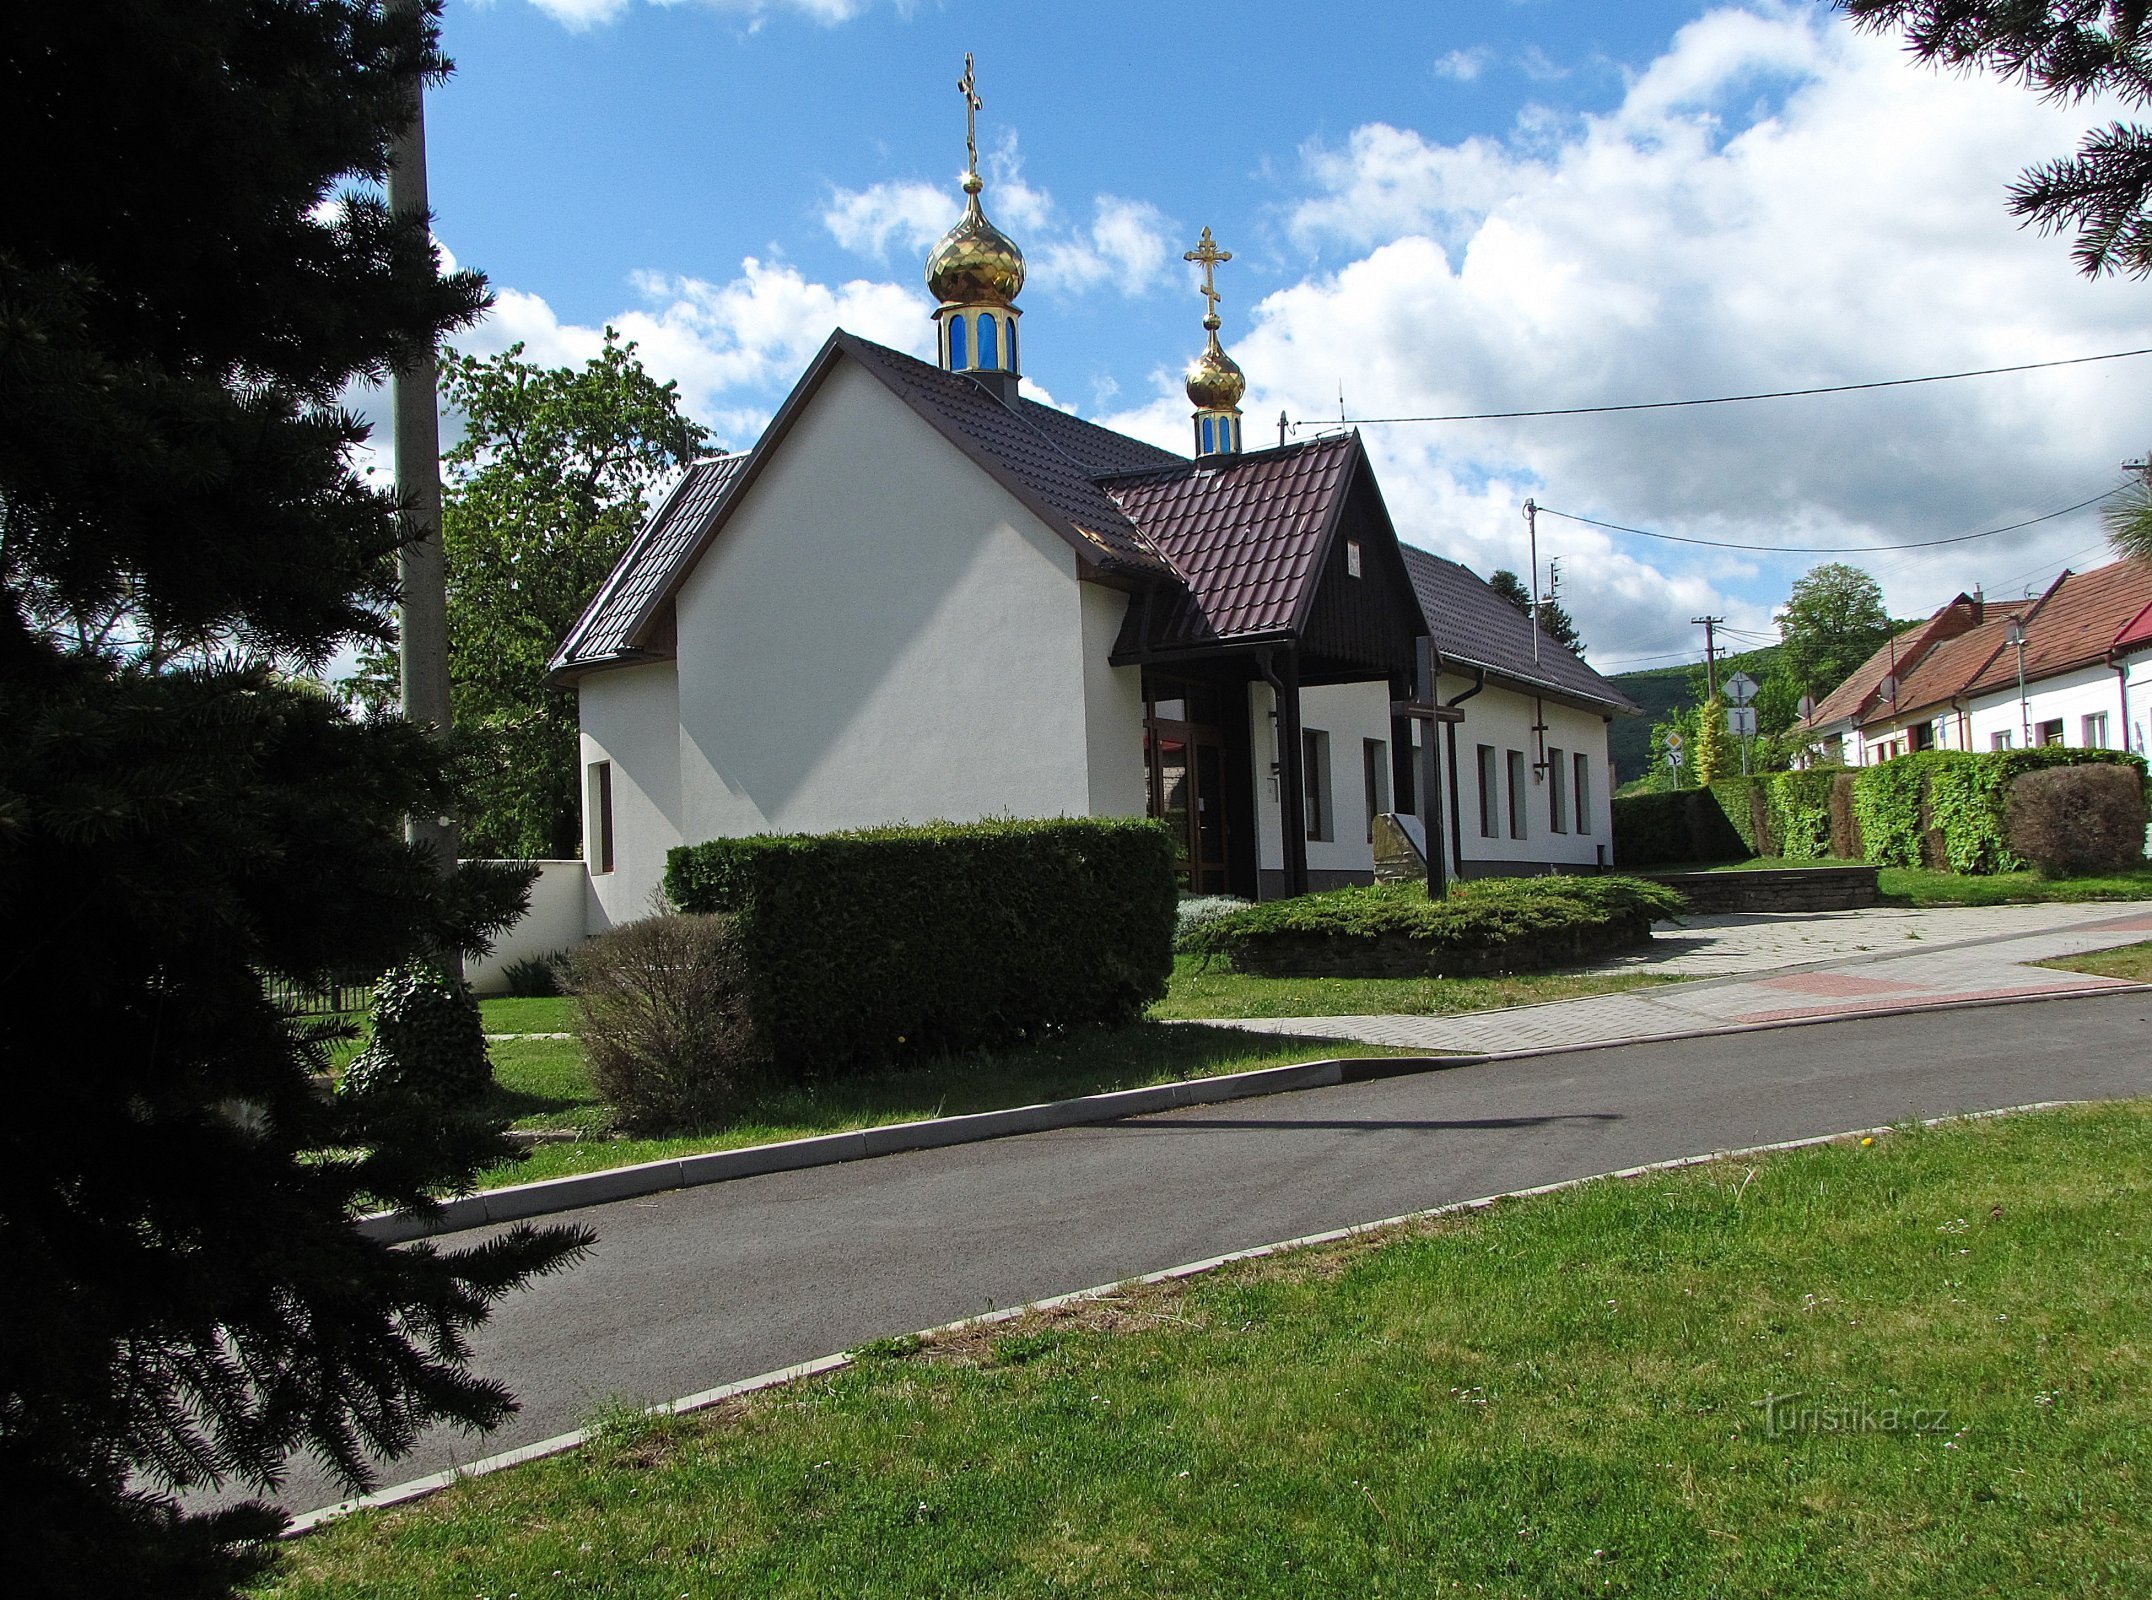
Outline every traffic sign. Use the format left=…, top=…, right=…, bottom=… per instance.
left=1664, top=730, right=1684, bottom=750
left=1723, top=671, right=1759, bottom=707
left=1728, top=705, right=1758, bottom=737
left=1667, top=748, right=1685, bottom=768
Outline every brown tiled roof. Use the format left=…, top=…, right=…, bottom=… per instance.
left=1962, top=558, right=2152, bottom=697
left=839, top=336, right=1181, bottom=578
left=1803, top=624, right=1922, bottom=729
left=551, top=453, right=751, bottom=673
left=1103, top=434, right=1359, bottom=647
left=1875, top=603, right=2032, bottom=721
left=1401, top=545, right=1639, bottom=713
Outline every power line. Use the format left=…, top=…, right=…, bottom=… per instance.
left=1535, top=490, right=2110, bottom=555
left=1289, top=346, right=2152, bottom=429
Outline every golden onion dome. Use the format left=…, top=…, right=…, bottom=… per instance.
left=1185, top=320, right=1246, bottom=411
left=926, top=173, right=1026, bottom=307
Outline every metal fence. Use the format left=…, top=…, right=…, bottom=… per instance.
left=262, top=972, right=376, bottom=1017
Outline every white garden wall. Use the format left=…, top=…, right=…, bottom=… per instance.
left=466, top=859, right=589, bottom=996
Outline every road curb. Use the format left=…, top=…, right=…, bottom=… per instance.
left=362, top=982, right=2150, bottom=1243
left=294, top=1097, right=2086, bottom=1534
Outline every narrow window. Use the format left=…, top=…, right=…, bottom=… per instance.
left=1345, top=539, right=1363, bottom=578
left=1006, top=318, right=1018, bottom=372
left=2083, top=711, right=2110, bottom=748
left=1573, top=752, right=1591, bottom=835
left=587, top=760, right=615, bottom=875
left=948, top=313, right=968, bottom=370
left=1363, top=738, right=1389, bottom=842
left=1199, top=416, right=1215, bottom=454
left=1991, top=730, right=2012, bottom=751
left=1507, top=750, right=1528, bottom=840
left=1303, top=729, right=1332, bottom=842
left=977, top=313, right=999, bottom=370
left=1394, top=724, right=1417, bottom=816
left=1477, top=744, right=1498, bottom=838
left=1548, top=746, right=1569, bottom=834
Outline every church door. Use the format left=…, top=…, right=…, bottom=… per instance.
left=1144, top=675, right=1230, bottom=894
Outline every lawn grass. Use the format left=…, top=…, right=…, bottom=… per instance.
left=1151, top=953, right=1683, bottom=1019
left=475, top=1021, right=1400, bottom=1188
left=2037, top=938, right=2152, bottom=984
left=263, top=1100, right=2152, bottom=1598
left=1688, top=857, right=2152, bottom=907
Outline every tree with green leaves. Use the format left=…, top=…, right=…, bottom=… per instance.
left=357, top=334, right=710, bottom=858
left=1774, top=562, right=1896, bottom=706
left=1841, top=2, right=2152, bottom=276
left=1487, top=567, right=1587, bottom=656
left=0, top=5, right=585, bottom=1592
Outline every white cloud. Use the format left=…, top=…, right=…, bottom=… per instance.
left=519, top=0, right=881, bottom=31
left=459, top=257, right=932, bottom=446
left=1434, top=47, right=1493, bottom=83
left=1123, top=3, right=2149, bottom=665
left=826, top=134, right=1177, bottom=299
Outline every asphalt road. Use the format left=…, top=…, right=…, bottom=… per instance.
left=267, top=991, right=2152, bottom=1515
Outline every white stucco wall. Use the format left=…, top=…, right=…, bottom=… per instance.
left=466, top=860, right=589, bottom=995
left=1248, top=679, right=1388, bottom=878
left=1441, top=677, right=1613, bottom=873
left=1966, top=662, right=2134, bottom=753
left=579, top=659, right=683, bottom=932
left=2127, top=648, right=2152, bottom=755
left=668, top=358, right=1108, bottom=847
left=1081, top=581, right=1147, bottom=818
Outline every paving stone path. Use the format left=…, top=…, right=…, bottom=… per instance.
left=1206, top=900, right=2152, bottom=1055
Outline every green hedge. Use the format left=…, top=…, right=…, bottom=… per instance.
left=1851, top=747, right=2148, bottom=874
left=1615, top=749, right=2146, bottom=873
left=1611, top=789, right=1752, bottom=868
left=1184, top=876, right=1687, bottom=978
left=664, top=817, right=1177, bottom=1074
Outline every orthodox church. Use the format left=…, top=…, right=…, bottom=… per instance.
left=550, top=61, right=1636, bottom=935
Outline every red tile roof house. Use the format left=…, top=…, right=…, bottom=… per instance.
left=1801, top=558, right=2152, bottom=767
left=545, top=149, right=1637, bottom=936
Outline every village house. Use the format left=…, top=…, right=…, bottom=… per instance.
left=1802, top=557, right=2152, bottom=765
left=546, top=74, right=1636, bottom=937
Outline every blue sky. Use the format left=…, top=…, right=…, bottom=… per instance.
left=408, top=0, right=2152, bottom=670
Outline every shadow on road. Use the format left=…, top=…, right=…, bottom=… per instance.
left=1106, top=1111, right=1625, bottom=1135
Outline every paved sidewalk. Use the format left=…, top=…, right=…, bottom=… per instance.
left=1208, top=900, right=2152, bottom=1055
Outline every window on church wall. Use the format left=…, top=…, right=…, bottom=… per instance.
left=1363, top=738, right=1388, bottom=842
left=978, top=313, right=999, bottom=370
left=1199, top=417, right=1214, bottom=454
left=1548, top=746, right=1568, bottom=834
left=1573, top=752, right=1592, bottom=835
left=1506, top=750, right=1528, bottom=839
left=1303, top=729, right=1333, bottom=841
left=948, top=314, right=968, bottom=370
left=1476, top=744, right=1498, bottom=838
left=587, top=761, right=615, bottom=875
left=1345, top=539, right=1363, bottom=578
left=1007, top=318, right=1018, bottom=372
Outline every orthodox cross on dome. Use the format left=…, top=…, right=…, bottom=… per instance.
left=1184, top=227, right=1232, bottom=326
left=958, top=52, right=983, bottom=177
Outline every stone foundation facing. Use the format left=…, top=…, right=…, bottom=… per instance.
left=1638, top=864, right=1880, bottom=916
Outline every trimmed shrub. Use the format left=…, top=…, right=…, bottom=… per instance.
left=564, top=913, right=768, bottom=1132
left=1829, top=771, right=1860, bottom=860
left=1175, top=894, right=1252, bottom=953
left=1767, top=769, right=1837, bottom=862
left=1708, top=777, right=1769, bottom=857
left=1185, top=876, right=1687, bottom=979
left=2008, top=764, right=2149, bottom=878
left=501, top=951, right=565, bottom=998
left=1612, top=788, right=1753, bottom=867
left=1852, top=747, right=2145, bottom=875
left=341, top=962, right=491, bottom=1107
left=666, top=817, right=1177, bottom=1074
left=1850, top=751, right=1943, bottom=868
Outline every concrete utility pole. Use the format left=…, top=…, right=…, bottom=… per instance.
left=1691, top=615, right=1724, bottom=699
left=387, top=0, right=457, bottom=875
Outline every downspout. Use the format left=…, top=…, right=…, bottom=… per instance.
left=1444, top=666, right=1487, bottom=882
left=2118, top=656, right=2132, bottom=753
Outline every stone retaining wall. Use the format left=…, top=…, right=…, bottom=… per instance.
left=1639, top=864, right=1880, bottom=915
